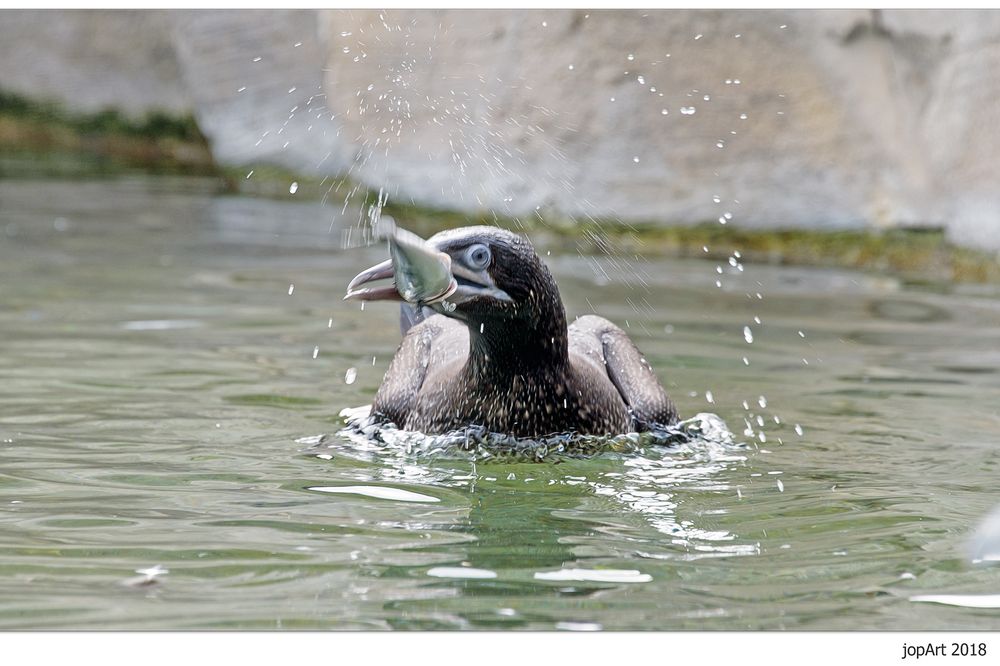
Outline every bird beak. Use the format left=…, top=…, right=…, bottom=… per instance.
left=345, top=223, right=458, bottom=304
left=344, top=258, right=400, bottom=302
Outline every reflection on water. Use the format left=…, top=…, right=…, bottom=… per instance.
left=1, top=178, right=1000, bottom=630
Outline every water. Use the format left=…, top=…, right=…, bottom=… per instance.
left=2, top=177, right=1000, bottom=630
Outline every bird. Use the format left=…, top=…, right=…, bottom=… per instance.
left=345, top=224, right=678, bottom=438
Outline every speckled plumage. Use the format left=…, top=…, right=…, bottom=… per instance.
left=362, top=226, right=678, bottom=438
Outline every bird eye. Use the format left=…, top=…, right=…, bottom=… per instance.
left=465, top=244, right=491, bottom=269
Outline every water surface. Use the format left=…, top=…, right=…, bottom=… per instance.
left=2, top=178, right=1000, bottom=629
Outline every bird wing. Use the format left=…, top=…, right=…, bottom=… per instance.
left=569, top=314, right=678, bottom=429
left=372, top=314, right=467, bottom=427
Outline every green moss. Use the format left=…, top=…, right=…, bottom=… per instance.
left=218, top=163, right=342, bottom=198
left=0, top=88, right=215, bottom=176
left=229, top=167, right=1000, bottom=284
left=378, top=198, right=1000, bottom=285
left=4, top=86, right=994, bottom=284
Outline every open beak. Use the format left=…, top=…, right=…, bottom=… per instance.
left=344, top=223, right=458, bottom=304
left=344, top=259, right=400, bottom=302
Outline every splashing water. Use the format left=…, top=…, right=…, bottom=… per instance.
left=307, top=406, right=739, bottom=464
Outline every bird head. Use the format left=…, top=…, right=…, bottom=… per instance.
left=346, top=223, right=559, bottom=328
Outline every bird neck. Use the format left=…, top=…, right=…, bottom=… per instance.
left=465, top=293, right=569, bottom=379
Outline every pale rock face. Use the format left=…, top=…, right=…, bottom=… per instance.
left=0, top=9, right=191, bottom=115
left=170, top=10, right=337, bottom=170
left=1, top=9, right=999, bottom=250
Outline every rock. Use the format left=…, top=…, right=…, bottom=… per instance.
left=0, top=10, right=191, bottom=115
left=2, top=9, right=1000, bottom=251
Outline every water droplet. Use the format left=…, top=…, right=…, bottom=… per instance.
left=739, top=113, right=748, bottom=120
left=743, top=326, right=754, bottom=344
left=312, top=346, right=319, bottom=359
left=632, top=156, right=640, bottom=163
left=794, top=424, right=804, bottom=436
left=568, top=64, right=574, bottom=70
left=712, top=195, right=721, bottom=203
left=694, top=33, right=703, bottom=40
left=716, top=141, right=725, bottom=148
left=660, top=108, right=668, bottom=115
left=289, top=182, right=299, bottom=194
left=345, top=367, right=357, bottom=384
left=703, top=94, right=711, bottom=101
left=680, top=106, right=696, bottom=115
left=541, top=21, right=548, bottom=27
left=705, top=390, right=714, bottom=404
left=287, top=284, right=295, bottom=295
left=758, top=396, right=767, bottom=408
left=776, top=479, right=784, bottom=492
left=627, top=54, right=635, bottom=61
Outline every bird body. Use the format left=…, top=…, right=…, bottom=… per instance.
left=346, top=225, right=677, bottom=438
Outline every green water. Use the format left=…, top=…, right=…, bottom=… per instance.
left=2, top=177, right=1000, bottom=630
